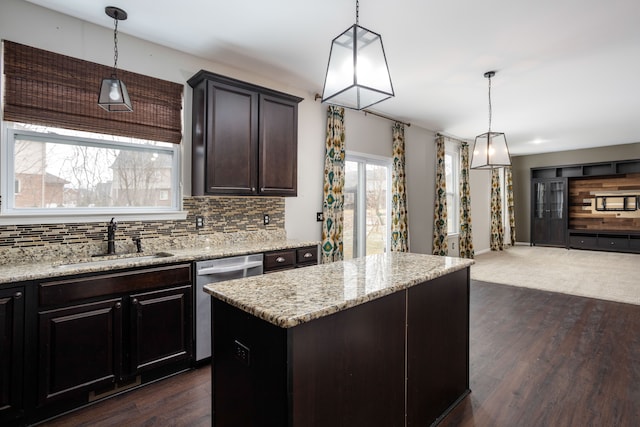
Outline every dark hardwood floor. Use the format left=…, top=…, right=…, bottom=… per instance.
left=38, top=281, right=640, bottom=426
left=38, top=365, right=212, bottom=427
left=441, top=281, right=640, bottom=427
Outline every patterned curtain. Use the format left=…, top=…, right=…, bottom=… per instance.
left=321, top=106, right=346, bottom=263
left=490, top=168, right=505, bottom=251
left=432, top=135, right=448, bottom=255
left=458, top=143, right=474, bottom=259
left=506, top=166, right=516, bottom=246
left=391, top=122, right=409, bottom=252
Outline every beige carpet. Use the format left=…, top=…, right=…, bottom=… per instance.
left=470, top=245, right=640, bottom=305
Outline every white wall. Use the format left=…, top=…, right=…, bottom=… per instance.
left=1, top=0, right=493, bottom=252
left=405, top=127, right=436, bottom=254
left=469, top=170, right=492, bottom=253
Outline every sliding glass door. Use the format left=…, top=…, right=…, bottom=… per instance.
left=343, top=153, right=391, bottom=259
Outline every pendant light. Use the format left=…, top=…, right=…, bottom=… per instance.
left=321, top=0, right=394, bottom=110
left=471, top=71, right=511, bottom=169
left=98, top=6, right=133, bottom=112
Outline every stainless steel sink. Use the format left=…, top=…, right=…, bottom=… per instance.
left=54, top=252, right=175, bottom=269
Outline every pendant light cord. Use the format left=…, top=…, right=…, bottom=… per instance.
left=113, top=16, right=119, bottom=75
left=487, top=73, right=492, bottom=134
left=356, top=0, right=359, bottom=25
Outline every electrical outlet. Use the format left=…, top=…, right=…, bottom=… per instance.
left=234, top=340, right=250, bottom=366
left=316, top=212, right=324, bottom=222
left=195, top=215, right=204, bottom=228
left=263, top=214, right=270, bottom=225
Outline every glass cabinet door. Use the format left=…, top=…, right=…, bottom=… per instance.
left=549, top=181, right=564, bottom=219
left=534, top=181, right=546, bottom=219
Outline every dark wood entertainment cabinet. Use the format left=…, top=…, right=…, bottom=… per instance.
left=531, top=159, right=640, bottom=254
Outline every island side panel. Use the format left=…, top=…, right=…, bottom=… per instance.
left=289, top=290, right=406, bottom=427
left=406, top=267, right=470, bottom=426
left=211, top=298, right=288, bottom=427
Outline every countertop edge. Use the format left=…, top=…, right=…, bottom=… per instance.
left=206, top=255, right=474, bottom=328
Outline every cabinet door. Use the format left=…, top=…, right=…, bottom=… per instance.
left=546, top=180, right=567, bottom=245
left=531, top=178, right=567, bottom=246
left=258, top=94, right=298, bottom=196
left=38, top=298, right=123, bottom=405
left=129, top=285, right=192, bottom=375
left=0, top=287, right=24, bottom=424
left=205, top=80, right=258, bottom=195
left=406, top=269, right=469, bottom=426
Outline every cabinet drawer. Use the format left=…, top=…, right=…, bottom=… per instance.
left=39, top=264, right=191, bottom=307
left=264, top=250, right=296, bottom=271
left=296, top=246, right=318, bottom=266
left=630, top=237, right=640, bottom=250
left=569, top=235, right=597, bottom=248
left=598, top=236, right=629, bottom=250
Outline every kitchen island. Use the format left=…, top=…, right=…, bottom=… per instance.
left=204, top=252, right=474, bottom=426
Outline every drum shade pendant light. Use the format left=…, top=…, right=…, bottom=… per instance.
left=98, top=6, right=133, bottom=112
left=321, top=0, right=394, bottom=110
left=471, top=71, right=511, bottom=169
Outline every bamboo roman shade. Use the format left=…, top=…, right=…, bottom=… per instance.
left=2, top=40, right=183, bottom=143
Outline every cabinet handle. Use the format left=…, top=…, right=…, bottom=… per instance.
left=132, top=298, right=139, bottom=305
left=303, top=252, right=313, bottom=258
left=115, top=302, right=122, bottom=309
left=276, top=256, right=286, bottom=263
left=251, top=187, right=256, bottom=192
left=14, top=291, right=22, bottom=299
left=261, top=188, right=265, bottom=192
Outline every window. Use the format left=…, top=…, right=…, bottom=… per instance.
left=445, top=141, right=460, bottom=235
left=343, top=152, right=392, bottom=259
left=1, top=123, right=181, bottom=218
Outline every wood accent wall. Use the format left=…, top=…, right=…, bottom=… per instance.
left=569, top=173, right=640, bottom=231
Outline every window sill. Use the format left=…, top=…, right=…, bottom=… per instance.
left=0, top=211, right=188, bottom=225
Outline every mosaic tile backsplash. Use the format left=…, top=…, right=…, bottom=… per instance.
left=0, top=196, right=285, bottom=264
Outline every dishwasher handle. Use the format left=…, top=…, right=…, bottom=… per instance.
left=197, top=260, right=263, bottom=275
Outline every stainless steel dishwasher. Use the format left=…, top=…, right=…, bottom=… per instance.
left=194, top=253, right=263, bottom=362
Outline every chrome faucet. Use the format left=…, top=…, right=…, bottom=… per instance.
left=107, top=217, right=117, bottom=255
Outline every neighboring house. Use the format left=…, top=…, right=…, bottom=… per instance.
left=110, top=151, right=173, bottom=207
left=14, top=172, right=69, bottom=208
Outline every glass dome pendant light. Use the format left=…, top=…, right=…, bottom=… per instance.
left=471, top=71, right=511, bottom=169
left=98, top=6, right=133, bottom=112
left=320, top=0, right=394, bottom=110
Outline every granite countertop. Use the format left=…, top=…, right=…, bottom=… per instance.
left=204, top=252, right=474, bottom=328
left=0, top=239, right=319, bottom=285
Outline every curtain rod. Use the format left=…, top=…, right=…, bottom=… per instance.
left=314, top=93, right=411, bottom=127
left=436, top=132, right=470, bottom=144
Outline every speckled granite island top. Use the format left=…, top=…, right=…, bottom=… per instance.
left=204, top=252, right=474, bottom=328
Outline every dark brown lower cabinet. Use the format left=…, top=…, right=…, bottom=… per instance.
left=34, top=264, right=192, bottom=424
left=129, top=285, right=192, bottom=373
left=212, top=268, right=470, bottom=426
left=38, top=298, right=123, bottom=406
left=0, top=286, right=25, bottom=426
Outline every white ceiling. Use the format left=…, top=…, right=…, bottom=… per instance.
left=25, top=0, right=640, bottom=156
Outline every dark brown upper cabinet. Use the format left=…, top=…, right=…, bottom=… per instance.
left=188, top=71, right=302, bottom=197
